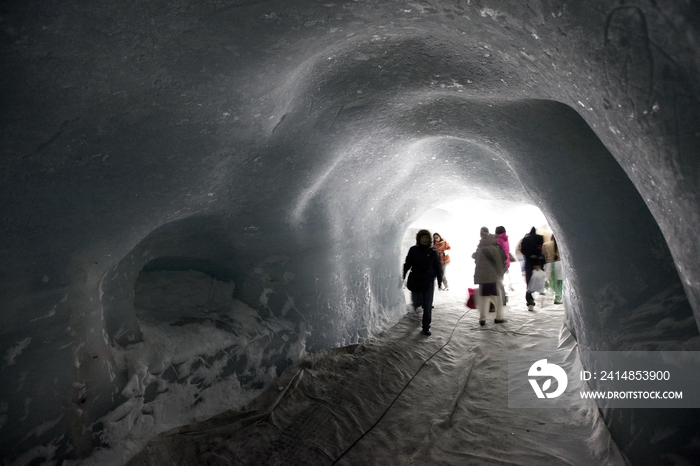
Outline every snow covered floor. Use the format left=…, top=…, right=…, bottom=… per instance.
left=129, top=281, right=625, bottom=465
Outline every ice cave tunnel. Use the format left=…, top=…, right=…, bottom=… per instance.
left=1, top=1, right=700, bottom=465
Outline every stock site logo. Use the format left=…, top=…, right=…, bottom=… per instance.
left=528, top=359, right=568, bottom=399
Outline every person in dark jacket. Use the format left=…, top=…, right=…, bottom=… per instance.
left=403, top=229, right=444, bottom=336
left=520, top=226, right=545, bottom=311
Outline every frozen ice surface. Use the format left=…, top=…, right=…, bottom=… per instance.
left=68, top=270, right=309, bottom=466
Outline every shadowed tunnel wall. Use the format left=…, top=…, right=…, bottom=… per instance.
left=1, top=0, right=699, bottom=464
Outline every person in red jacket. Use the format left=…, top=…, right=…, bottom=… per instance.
left=432, top=232, right=451, bottom=291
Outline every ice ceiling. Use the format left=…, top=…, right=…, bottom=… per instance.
left=1, top=0, right=699, bottom=464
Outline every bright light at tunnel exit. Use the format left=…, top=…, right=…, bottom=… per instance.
left=401, top=200, right=550, bottom=289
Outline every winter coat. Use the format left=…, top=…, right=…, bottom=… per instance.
left=520, top=227, right=545, bottom=267
left=543, top=239, right=564, bottom=280
left=494, top=233, right=511, bottom=268
left=433, top=240, right=451, bottom=266
left=543, top=240, right=559, bottom=263
left=472, top=235, right=507, bottom=284
left=403, top=245, right=443, bottom=291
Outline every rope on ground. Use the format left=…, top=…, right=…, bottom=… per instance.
left=330, top=309, right=471, bottom=465
left=445, top=352, right=477, bottom=428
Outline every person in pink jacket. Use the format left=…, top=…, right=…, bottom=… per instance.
left=494, top=226, right=512, bottom=305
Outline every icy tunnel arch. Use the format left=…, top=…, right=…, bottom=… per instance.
left=101, top=98, right=693, bottom=356
left=279, top=97, right=694, bottom=346
left=3, top=2, right=700, bottom=464
left=254, top=20, right=700, bottom=330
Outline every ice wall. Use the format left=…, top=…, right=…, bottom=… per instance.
left=1, top=0, right=699, bottom=464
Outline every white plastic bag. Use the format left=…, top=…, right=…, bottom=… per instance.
left=545, top=262, right=565, bottom=280
left=527, top=268, right=547, bottom=293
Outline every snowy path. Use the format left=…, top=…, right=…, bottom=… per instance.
left=130, top=282, right=625, bottom=465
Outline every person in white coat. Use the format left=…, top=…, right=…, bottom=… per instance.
left=472, top=227, right=508, bottom=326
left=543, top=234, right=564, bottom=304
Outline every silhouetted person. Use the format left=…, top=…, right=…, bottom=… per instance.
left=472, top=227, right=507, bottom=326
left=403, top=229, right=443, bottom=336
left=520, top=227, right=545, bottom=311
left=433, top=232, right=451, bottom=291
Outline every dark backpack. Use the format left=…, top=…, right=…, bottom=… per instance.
left=406, top=246, right=436, bottom=291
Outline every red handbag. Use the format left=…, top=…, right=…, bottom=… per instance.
left=465, top=288, right=477, bottom=309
